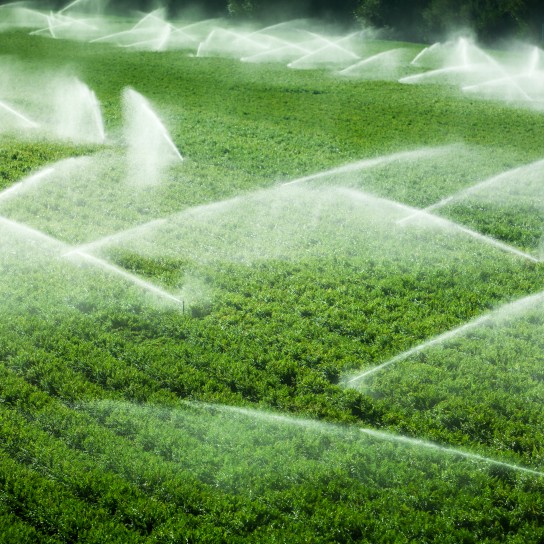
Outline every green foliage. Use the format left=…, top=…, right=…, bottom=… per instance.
left=0, top=140, right=96, bottom=192
left=362, top=302, right=544, bottom=466
left=1, top=28, right=544, bottom=542
left=441, top=201, right=544, bottom=253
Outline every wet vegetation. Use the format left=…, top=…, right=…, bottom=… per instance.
left=2, top=18, right=544, bottom=543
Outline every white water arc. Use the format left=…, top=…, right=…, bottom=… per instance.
left=124, top=88, right=182, bottom=159
left=90, top=10, right=172, bottom=50
left=462, top=70, right=542, bottom=101
left=68, top=193, right=249, bottom=260
left=120, top=25, right=172, bottom=52
left=471, top=42, right=534, bottom=101
left=404, top=158, right=544, bottom=218
left=401, top=38, right=534, bottom=101
left=53, top=78, right=106, bottom=143
left=0, top=167, right=55, bottom=204
left=343, top=186, right=539, bottom=262
left=0, top=215, right=69, bottom=249
left=71, top=217, right=168, bottom=255
left=196, top=28, right=270, bottom=58
left=88, top=398, right=544, bottom=480
left=280, top=149, right=539, bottom=262
left=171, top=18, right=222, bottom=44
left=442, top=220, right=538, bottom=262
left=397, top=158, right=544, bottom=260
left=62, top=150, right=540, bottom=276
left=345, top=288, right=544, bottom=386
left=58, top=0, right=87, bottom=14
left=287, top=37, right=359, bottom=69
left=410, top=42, right=440, bottom=66
left=57, top=0, right=108, bottom=15
left=360, top=429, right=544, bottom=477
left=123, top=87, right=182, bottom=186
left=64, top=250, right=185, bottom=307
left=0, top=99, right=39, bottom=128
left=527, top=46, right=543, bottom=74
left=241, top=42, right=310, bottom=64
left=63, top=150, right=442, bottom=255
left=29, top=11, right=101, bottom=41
left=90, top=28, right=135, bottom=44
left=281, top=146, right=452, bottom=186
left=168, top=26, right=199, bottom=49
left=0, top=215, right=183, bottom=308
left=181, top=401, right=544, bottom=477
left=455, top=38, right=534, bottom=101
left=73, top=146, right=539, bottom=265
left=339, top=48, right=406, bottom=77
left=1, top=6, right=49, bottom=31
left=399, top=64, right=479, bottom=84
left=458, top=37, right=470, bottom=66
left=120, top=11, right=173, bottom=51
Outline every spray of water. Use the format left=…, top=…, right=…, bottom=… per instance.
left=89, top=9, right=173, bottom=51
left=0, top=5, right=49, bottom=31
left=339, top=48, right=410, bottom=78
left=123, top=87, right=182, bottom=187
left=0, top=211, right=185, bottom=308
left=402, top=37, right=542, bottom=104
left=241, top=42, right=309, bottom=64
left=345, top=288, right=544, bottom=386
left=360, top=428, right=544, bottom=477
left=410, top=42, right=440, bottom=66
left=0, top=99, right=39, bottom=128
left=51, top=77, right=105, bottom=143
left=287, top=38, right=359, bottom=69
left=282, top=146, right=452, bottom=186
left=73, top=218, right=168, bottom=256
left=58, top=0, right=108, bottom=16
left=197, top=27, right=270, bottom=58
left=0, top=167, right=56, bottom=204
left=0, top=60, right=106, bottom=143
left=400, top=158, right=544, bottom=222
left=0, top=215, right=70, bottom=250
left=64, top=249, right=185, bottom=307
left=87, top=399, right=544, bottom=479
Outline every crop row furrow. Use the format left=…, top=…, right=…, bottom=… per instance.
left=0, top=499, right=61, bottom=544
left=0, top=445, right=145, bottom=544
left=0, top=367, right=278, bottom=540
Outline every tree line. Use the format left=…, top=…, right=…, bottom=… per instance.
left=353, top=0, right=544, bottom=43
left=39, top=0, right=544, bottom=43
left=170, top=0, right=544, bottom=44
left=226, top=0, right=544, bottom=43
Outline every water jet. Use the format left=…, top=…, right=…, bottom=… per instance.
left=0, top=99, right=39, bottom=129
left=64, top=249, right=185, bottom=307
left=360, top=428, right=544, bottom=477
left=345, top=288, right=544, bottom=386
left=0, top=167, right=55, bottom=204
left=123, top=88, right=182, bottom=187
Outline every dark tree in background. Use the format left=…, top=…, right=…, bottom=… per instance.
left=20, top=0, right=544, bottom=42
left=226, top=0, right=359, bottom=25
left=421, top=0, right=530, bottom=42
left=354, top=0, right=428, bottom=40
left=354, top=0, right=544, bottom=43
left=224, top=0, right=544, bottom=42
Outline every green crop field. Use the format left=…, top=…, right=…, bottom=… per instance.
left=2, top=11, right=544, bottom=542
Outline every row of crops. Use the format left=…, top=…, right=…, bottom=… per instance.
left=1, top=10, right=544, bottom=541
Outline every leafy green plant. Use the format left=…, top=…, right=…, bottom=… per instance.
left=2, top=26, right=544, bottom=542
